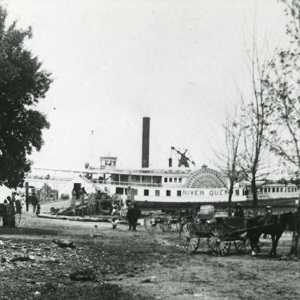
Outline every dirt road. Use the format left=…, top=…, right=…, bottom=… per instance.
left=0, top=211, right=300, bottom=300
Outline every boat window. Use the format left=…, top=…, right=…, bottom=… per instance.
left=179, top=178, right=182, bottom=183
left=142, top=176, right=151, bottom=183
left=280, top=187, right=283, bottom=192
left=120, top=175, right=128, bottom=182
left=264, top=188, right=267, bottom=193
left=276, top=187, right=279, bottom=193
left=144, top=189, right=149, bottom=196
left=174, top=178, right=177, bottom=183
left=169, top=178, right=173, bottom=183
left=116, top=187, right=124, bottom=195
left=153, top=176, right=162, bottom=184
left=272, top=188, right=275, bottom=193
left=288, top=187, right=291, bottom=192
left=131, top=175, right=141, bottom=183
left=164, top=178, right=168, bottom=183
left=155, top=190, right=160, bottom=196
left=166, top=190, right=171, bottom=197
left=177, top=190, right=181, bottom=197
left=111, top=174, right=119, bottom=182
left=235, top=189, right=239, bottom=196
left=268, top=188, right=271, bottom=193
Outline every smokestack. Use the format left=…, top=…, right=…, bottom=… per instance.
left=142, top=117, right=150, bottom=168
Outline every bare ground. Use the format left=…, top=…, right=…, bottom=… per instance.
left=1, top=210, right=300, bottom=300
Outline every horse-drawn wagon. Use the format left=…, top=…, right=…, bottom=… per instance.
left=179, top=205, right=252, bottom=256
left=179, top=205, right=294, bottom=256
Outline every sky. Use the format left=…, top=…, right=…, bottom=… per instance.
left=1, top=0, right=290, bottom=171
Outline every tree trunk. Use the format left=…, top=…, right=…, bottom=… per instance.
left=228, top=182, right=234, bottom=217
left=251, top=178, right=258, bottom=209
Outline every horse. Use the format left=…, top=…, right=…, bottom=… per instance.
left=246, top=212, right=294, bottom=257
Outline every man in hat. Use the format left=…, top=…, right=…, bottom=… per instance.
left=25, top=194, right=31, bottom=212
left=234, top=203, right=244, bottom=218
left=262, top=205, right=273, bottom=238
left=31, top=192, right=38, bottom=213
left=127, top=202, right=141, bottom=231
left=265, top=206, right=273, bottom=220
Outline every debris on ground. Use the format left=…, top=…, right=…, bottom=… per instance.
left=10, top=256, right=32, bottom=262
left=52, top=239, right=76, bottom=248
left=70, top=269, right=96, bottom=281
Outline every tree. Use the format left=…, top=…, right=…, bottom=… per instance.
left=266, top=1, right=300, bottom=177
left=265, top=0, right=300, bottom=258
left=0, top=6, right=52, bottom=188
left=237, top=41, right=275, bottom=209
left=213, top=102, right=243, bottom=216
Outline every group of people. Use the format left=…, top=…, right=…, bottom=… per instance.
left=234, top=203, right=273, bottom=219
left=25, top=192, right=40, bottom=214
left=2, top=192, right=23, bottom=227
left=2, top=192, right=40, bottom=228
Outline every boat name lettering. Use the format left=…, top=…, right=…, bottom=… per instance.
left=182, top=189, right=228, bottom=197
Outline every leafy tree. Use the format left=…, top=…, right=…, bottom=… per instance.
left=0, top=6, right=52, bottom=188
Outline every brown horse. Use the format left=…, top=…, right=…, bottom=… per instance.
left=246, top=212, right=294, bottom=257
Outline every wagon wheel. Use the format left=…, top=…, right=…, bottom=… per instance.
left=179, top=223, right=200, bottom=254
left=207, top=225, right=231, bottom=256
left=234, top=235, right=252, bottom=254
left=144, top=215, right=157, bottom=231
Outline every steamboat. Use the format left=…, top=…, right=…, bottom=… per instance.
left=79, top=118, right=299, bottom=210
left=26, top=117, right=299, bottom=211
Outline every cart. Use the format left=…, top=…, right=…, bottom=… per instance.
left=144, top=212, right=181, bottom=232
left=179, top=205, right=252, bottom=256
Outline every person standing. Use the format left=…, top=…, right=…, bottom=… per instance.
left=263, top=206, right=273, bottom=238
left=71, top=189, right=77, bottom=210
left=234, top=203, right=244, bottom=218
left=291, top=207, right=300, bottom=260
left=127, top=202, right=141, bottom=231
left=6, top=196, right=15, bottom=227
left=15, top=194, right=22, bottom=214
left=2, top=199, right=8, bottom=227
left=36, top=202, right=41, bottom=216
left=12, top=192, right=16, bottom=204
left=31, top=192, right=38, bottom=213
left=25, top=194, right=31, bottom=212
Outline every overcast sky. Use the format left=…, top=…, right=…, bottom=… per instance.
left=2, top=0, right=289, bottom=170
